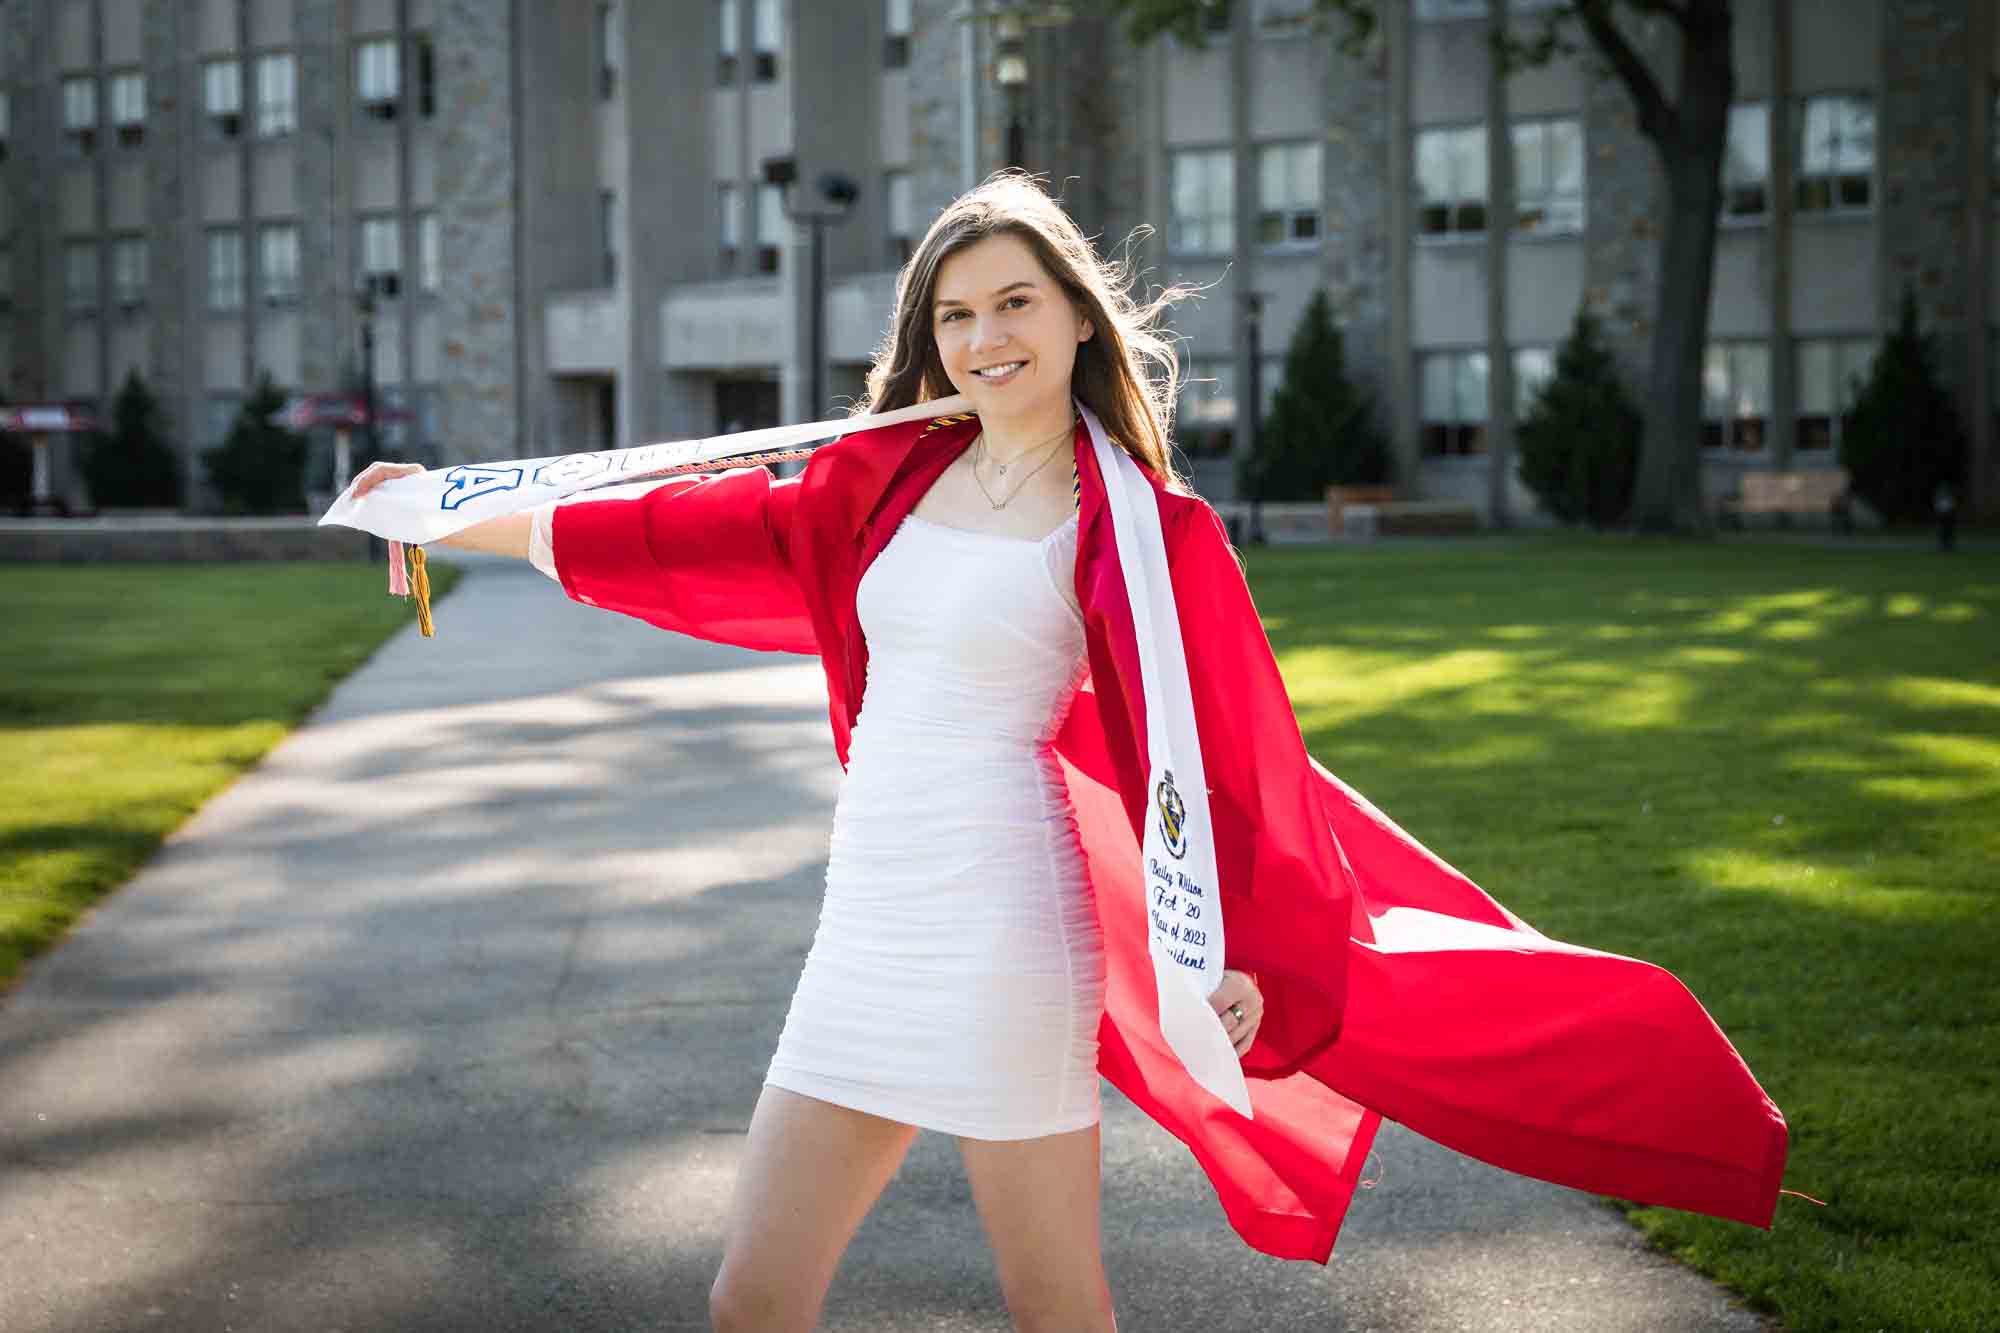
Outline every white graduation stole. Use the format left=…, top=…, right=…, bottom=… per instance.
left=1080, top=404, right=1253, bottom=1119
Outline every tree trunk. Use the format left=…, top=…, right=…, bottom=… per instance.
left=1628, top=4, right=1734, bottom=535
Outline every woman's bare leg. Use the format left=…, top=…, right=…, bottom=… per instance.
left=709, top=1084, right=918, bottom=1333
left=958, top=1123, right=1117, bottom=1332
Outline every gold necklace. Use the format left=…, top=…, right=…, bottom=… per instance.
left=973, top=415, right=1075, bottom=510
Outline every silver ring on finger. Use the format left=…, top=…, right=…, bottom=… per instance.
left=1228, top=1002, right=1245, bottom=1024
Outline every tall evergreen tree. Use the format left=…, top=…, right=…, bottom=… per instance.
left=82, top=370, right=183, bottom=508
left=1839, top=289, right=1968, bottom=525
left=1237, top=289, right=1389, bottom=501
left=1516, top=307, right=1643, bottom=527
left=202, top=371, right=308, bottom=514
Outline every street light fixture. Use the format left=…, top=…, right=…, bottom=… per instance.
left=763, top=155, right=860, bottom=420
left=994, top=13, right=1027, bottom=169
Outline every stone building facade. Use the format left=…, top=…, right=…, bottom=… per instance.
left=1, top=0, right=1994, bottom=520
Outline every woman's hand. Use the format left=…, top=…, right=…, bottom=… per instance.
left=347, top=458, right=533, bottom=559
left=1209, top=969, right=1264, bottom=1057
left=349, top=460, right=426, bottom=500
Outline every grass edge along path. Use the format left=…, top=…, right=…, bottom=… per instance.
left=1, top=559, right=461, bottom=992
left=1243, top=533, right=1998, bottom=1333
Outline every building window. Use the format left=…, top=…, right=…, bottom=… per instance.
left=1415, top=0, right=1565, bottom=16
left=207, top=394, right=241, bottom=448
left=885, top=0, right=911, bottom=68
left=0, top=90, right=11, bottom=162
left=356, top=37, right=400, bottom=118
left=65, top=241, right=100, bottom=313
left=256, top=54, right=298, bottom=137
left=204, top=59, right=243, bottom=139
left=417, top=212, right=440, bottom=293
left=1722, top=102, right=1768, bottom=220
left=1170, top=148, right=1233, bottom=255
left=1254, top=0, right=1314, bottom=32
left=1416, top=124, right=1486, bottom=236
left=1256, top=141, right=1321, bottom=248
left=0, top=247, right=12, bottom=309
left=755, top=181, right=783, bottom=274
left=376, top=384, right=411, bottom=453
left=885, top=169, right=913, bottom=266
left=1702, top=341, right=1770, bottom=452
left=1176, top=359, right=1237, bottom=458
left=358, top=215, right=402, bottom=296
left=109, top=72, right=146, bottom=147
left=1797, top=94, right=1873, bottom=215
left=718, top=0, right=739, bottom=85
left=63, top=75, right=98, bottom=152
left=260, top=223, right=301, bottom=303
left=1512, top=117, right=1583, bottom=235
left=718, top=182, right=740, bottom=271
left=1514, top=346, right=1555, bottom=417
left=596, top=4, right=619, bottom=99
left=207, top=229, right=244, bottom=310
left=753, top=0, right=781, bottom=82
left=600, top=189, right=620, bottom=286
left=111, top=236, right=148, bottom=308
left=1420, top=349, right=1489, bottom=455
left=414, top=35, right=436, bottom=117
left=1796, top=337, right=1876, bottom=452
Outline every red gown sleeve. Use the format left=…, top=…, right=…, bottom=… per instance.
left=549, top=466, right=818, bottom=656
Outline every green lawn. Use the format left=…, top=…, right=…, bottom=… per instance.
left=1, top=561, right=457, bottom=989
left=4, top=538, right=1993, bottom=1327
left=1244, top=532, right=1998, bottom=1333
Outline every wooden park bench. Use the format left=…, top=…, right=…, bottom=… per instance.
left=1340, top=501, right=1482, bottom=539
left=1718, top=468, right=1854, bottom=531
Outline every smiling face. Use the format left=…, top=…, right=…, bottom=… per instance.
left=931, top=232, right=1094, bottom=432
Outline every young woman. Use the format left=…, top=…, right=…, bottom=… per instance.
left=356, top=173, right=1258, bottom=1332
left=350, top=173, right=1789, bottom=1332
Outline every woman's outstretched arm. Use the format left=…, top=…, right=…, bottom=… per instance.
left=347, top=461, right=531, bottom=559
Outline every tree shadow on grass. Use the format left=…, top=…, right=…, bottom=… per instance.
left=1247, top=537, right=2000, bottom=1331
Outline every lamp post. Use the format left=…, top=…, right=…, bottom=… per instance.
left=994, top=12, right=1027, bottom=169
left=1242, top=289, right=1267, bottom=546
left=764, top=157, right=859, bottom=420
left=355, top=278, right=380, bottom=475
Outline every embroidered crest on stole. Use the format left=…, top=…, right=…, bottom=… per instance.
left=1155, top=769, right=1190, bottom=859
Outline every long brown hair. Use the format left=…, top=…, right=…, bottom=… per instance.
left=857, top=171, right=1198, bottom=492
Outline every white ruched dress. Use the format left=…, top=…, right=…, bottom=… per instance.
left=764, top=508, right=1107, bottom=1140
left=534, top=500, right=1108, bottom=1141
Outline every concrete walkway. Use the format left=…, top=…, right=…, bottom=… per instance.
left=0, top=557, right=1774, bottom=1332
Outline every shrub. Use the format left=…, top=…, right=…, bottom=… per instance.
left=1839, top=288, right=1969, bottom=525
left=82, top=370, right=183, bottom=508
left=1236, top=289, right=1390, bottom=501
left=1516, top=307, right=1642, bottom=528
left=202, top=372, right=307, bottom=514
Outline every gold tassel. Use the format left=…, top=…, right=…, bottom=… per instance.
left=410, top=545, right=435, bottom=638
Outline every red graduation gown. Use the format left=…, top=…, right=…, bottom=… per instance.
left=552, top=411, right=1789, bottom=1262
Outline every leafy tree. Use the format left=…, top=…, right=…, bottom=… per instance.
left=1237, top=289, right=1389, bottom=500
left=1516, top=307, right=1642, bottom=527
left=202, top=371, right=307, bottom=514
left=82, top=369, right=183, bottom=508
left=1109, top=0, right=1737, bottom=535
left=1839, top=289, right=1968, bottom=526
